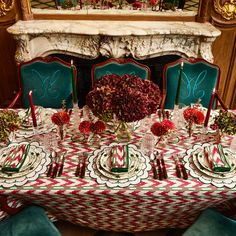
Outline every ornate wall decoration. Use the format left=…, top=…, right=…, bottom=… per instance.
left=0, top=0, right=14, bottom=17
left=214, top=0, right=236, bottom=20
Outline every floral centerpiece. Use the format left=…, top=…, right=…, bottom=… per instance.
left=86, top=74, right=162, bottom=139
left=183, top=107, right=205, bottom=137
left=0, top=110, right=21, bottom=142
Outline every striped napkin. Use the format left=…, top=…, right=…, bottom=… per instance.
left=208, top=145, right=231, bottom=172
left=110, top=145, right=129, bottom=173
left=2, top=144, right=30, bottom=172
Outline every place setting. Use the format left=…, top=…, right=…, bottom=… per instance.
left=87, top=143, right=151, bottom=188
left=0, top=141, right=51, bottom=188
left=183, top=142, right=236, bottom=188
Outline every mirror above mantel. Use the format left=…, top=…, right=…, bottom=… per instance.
left=20, top=0, right=207, bottom=21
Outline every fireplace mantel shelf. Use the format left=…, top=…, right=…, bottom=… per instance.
left=7, top=20, right=221, bottom=63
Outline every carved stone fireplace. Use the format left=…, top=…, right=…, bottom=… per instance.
left=7, top=20, right=221, bottom=106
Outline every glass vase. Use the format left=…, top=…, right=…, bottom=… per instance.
left=115, top=121, right=131, bottom=143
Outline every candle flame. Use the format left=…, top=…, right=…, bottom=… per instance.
left=71, top=59, right=74, bottom=65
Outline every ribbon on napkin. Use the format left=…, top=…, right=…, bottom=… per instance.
left=206, top=145, right=231, bottom=172
left=110, top=145, right=129, bottom=173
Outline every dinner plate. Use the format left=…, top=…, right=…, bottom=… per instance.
left=0, top=141, right=51, bottom=188
left=17, top=108, right=56, bottom=137
left=87, top=143, right=151, bottom=188
left=196, top=147, right=236, bottom=173
left=97, top=146, right=145, bottom=180
left=191, top=148, right=236, bottom=179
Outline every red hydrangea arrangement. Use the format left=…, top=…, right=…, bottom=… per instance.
left=86, top=74, right=162, bottom=123
left=151, top=119, right=175, bottom=137
left=183, top=107, right=205, bottom=136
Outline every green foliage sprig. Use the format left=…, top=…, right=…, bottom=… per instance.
left=0, top=110, right=21, bottom=142
left=214, top=110, right=236, bottom=135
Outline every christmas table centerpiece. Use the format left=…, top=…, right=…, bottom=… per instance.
left=86, top=74, right=162, bottom=141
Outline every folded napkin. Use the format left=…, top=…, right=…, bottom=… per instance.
left=110, top=145, right=129, bottom=173
left=2, top=144, right=30, bottom=172
left=206, top=145, right=231, bottom=172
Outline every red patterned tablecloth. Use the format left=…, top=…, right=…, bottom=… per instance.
left=0, top=110, right=236, bottom=232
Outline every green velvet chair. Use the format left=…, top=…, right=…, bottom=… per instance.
left=183, top=208, right=236, bottom=236
left=161, top=58, right=226, bottom=110
left=0, top=205, right=61, bottom=236
left=91, top=58, right=151, bottom=87
left=9, top=57, right=77, bottom=109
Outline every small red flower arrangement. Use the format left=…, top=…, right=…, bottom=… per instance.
left=51, top=111, right=70, bottom=126
left=51, top=111, right=70, bottom=140
left=151, top=119, right=176, bottom=137
left=92, top=120, right=106, bottom=134
left=78, top=121, right=92, bottom=134
left=183, top=107, right=205, bottom=136
left=78, top=120, right=106, bottom=135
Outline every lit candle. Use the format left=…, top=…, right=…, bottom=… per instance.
left=28, top=90, right=37, bottom=127
left=204, top=88, right=215, bottom=127
left=71, top=60, right=78, bottom=105
left=175, top=61, right=184, bottom=106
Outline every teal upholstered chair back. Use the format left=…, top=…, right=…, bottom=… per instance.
left=19, top=57, right=76, bottom=108
left=91, top=58, right=151, bottom=86
left=162, top=58, right=220, bottom=109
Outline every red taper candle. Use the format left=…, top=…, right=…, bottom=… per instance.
left=204, top=88, right=215, bottom=127
left=28, top=90, right=37, bottom=127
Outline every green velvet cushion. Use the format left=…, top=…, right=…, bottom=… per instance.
left=21, top=60, right=73, bottom=108
left=164, top=61, right=219, bottom=109
left=0, top=206, right=61, bottom=236
left=183, top=209, right=236, bottom=236
left=94, top=62, right=149, bottom=81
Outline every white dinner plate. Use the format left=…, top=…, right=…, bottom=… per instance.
left=196, top=147, right=236, bottom=173
left=97, top=145, right=145, bottom=180
left=0, top=141, right=51, bottom=188
left=191, top=147, right=236, bottom=179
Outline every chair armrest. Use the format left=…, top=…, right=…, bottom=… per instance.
left=7, top=91, right=22, bottom=108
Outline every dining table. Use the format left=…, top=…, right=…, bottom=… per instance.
left=0, top=107, right=235, bottom=232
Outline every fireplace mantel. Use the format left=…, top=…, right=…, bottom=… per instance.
left=7, top=20, right=221, bottom=63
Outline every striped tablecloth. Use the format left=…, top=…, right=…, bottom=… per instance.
left=0, top=110, right=235, bottom=232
